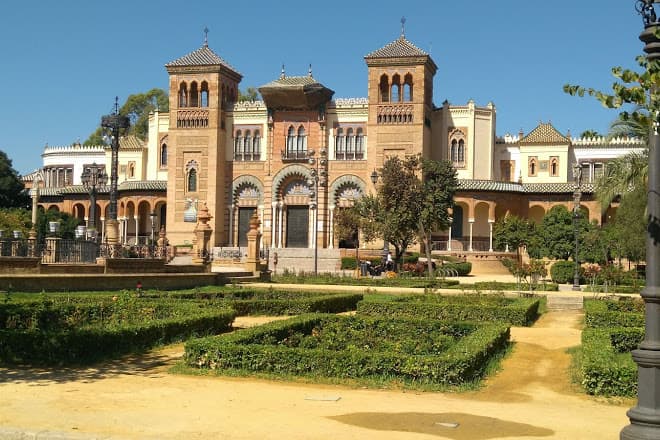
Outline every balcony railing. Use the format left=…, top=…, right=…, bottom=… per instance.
left=281, top=149, right=309, bottom=162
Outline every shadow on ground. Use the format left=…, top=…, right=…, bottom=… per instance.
left=0, top=345, right=182, bottom=385
left=328, top=412, right=554, bottom=439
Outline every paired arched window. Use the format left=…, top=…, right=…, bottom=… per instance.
left=234, top=129, right=261, bottom=161
left=449, top=129, right=466, bottom=167
left=550, top=157, right=559, bottom=177
left=160, top=143, right=167, bottom=168
left=284, top=125, right=307, bottom=159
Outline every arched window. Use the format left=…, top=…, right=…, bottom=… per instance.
left=355, top=128, right=364, bottom=158
left=550, top=157, right=559, bottom=177
left=287, top=126, right=295, bottom=153
left=128, top=162, right=135, bottom=179
left=391, top=74, right=401, bottom=102
left=346, top=128, right=355, bottom=157
left=253, top=130, right=261, bottom=157
left=380, top=74, right=389, bottom=102
left=335, top=128, right=345, bottom=159
left=450, top=139, right=458, bottom=162
left=190, top=82, right=199, bottom=107
left=529, top=157, right=538, bottom=177
left=160, top=143, right=167, bottom=167
left=188, top=168, right=197, bottom=192
left=244, top=130, right=252, bottom=158
left=201, top=81, right=209, bottom=107
left=449, top=129, right=466, bottom=167
left=458, top=140, right=465, bottom=163
left=178, top=82, right=188, bottom=107
left=403, top=74, right=413, bottom=101
left=297, top=126, right=306, bottom=152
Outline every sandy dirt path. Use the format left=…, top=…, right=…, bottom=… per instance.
left=0, top=312, right=632, bottom=439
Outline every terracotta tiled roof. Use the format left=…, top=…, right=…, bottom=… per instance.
left=520, top=122, right=570, bottom=145
left=260, top=75, right=319, bottom=88
left=458, top=179, right=594, bottom=194
left=166, top=45, right=240, bottom=74
left=36, top=181, right=167, bottom=197
left=118, top=136, right=145, bottom=150
left=365, top=36, right=429, bottom=58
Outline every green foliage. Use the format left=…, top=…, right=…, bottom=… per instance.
left=607, top=186, right=647, bottom=263
left=580, top=328, right=638, bottom=397
left=540, top=205, right=589, bottom=260
left=185, top=313, right=510, bottom=386
left=0, top=296, right=235, bottom=365
left=472, top=281, right=559, bottom=292
left=493, top=215, right=536, bottom=257
left=584, top=299, right=644, bottom=328
left=35, top=209, right=82, bottom=240
left=550, top=260, right=582, bottom=284
left=341, top=256, right=382, bottom=270
left=238, top=87, right=260, bottom=102
left=85, top=88, right=169, bottom=144
left=0, top=208, right=31, bottom=237
left=0, top=150, right=29, bottom=209
left=272, top=270, right=459, bottom=288
left=438, top=261, right=472, bottom=276
left=357, top=295, right=540, bottom=326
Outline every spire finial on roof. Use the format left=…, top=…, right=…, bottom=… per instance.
left=280, top=64, right=286, bottom=79
left=400, top=16, right=406, bottom=38
left=203, top=27, right=209, bottom=47
left=308, top=63, right=313, bottom=77
left=114, top=96, right=119, bottom=115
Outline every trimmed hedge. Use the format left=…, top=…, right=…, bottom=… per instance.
left=185, top=314, right=510, bottom=386
left=439, top=261, right=472, bottom=276
left=472, top=281, right=559, bottom=292
left=357, top=295, right=540, bottom=326
left=584, top=299, right=645, bottom=328
left=550, top=260, right=584, bottom=284
left=146, top=289, right=363, bottom=316
left=0, top=298, right=235, bottom=365
left=581, top=328, right=639, bottom=397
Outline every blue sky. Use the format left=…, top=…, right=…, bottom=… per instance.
left=0, top=1, right=644, bottom=175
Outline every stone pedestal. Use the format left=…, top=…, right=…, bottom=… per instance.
left=44, top=237, right=61, bottom=263
left=245, top=213, right=262, bottom=275
left=192, top=203, right=213, bottom=265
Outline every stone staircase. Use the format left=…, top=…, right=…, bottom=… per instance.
left=546, top=294, right=584, bottom=311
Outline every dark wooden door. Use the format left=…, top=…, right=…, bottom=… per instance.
left=238, top=207, right=256, bottom=247
left=286, top=206, right=308, bottom=248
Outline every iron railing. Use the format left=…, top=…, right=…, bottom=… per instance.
left=211, top=246, right=269, bottom=262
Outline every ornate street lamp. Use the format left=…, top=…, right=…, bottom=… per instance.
left=80, top=162, right=107, bottom=236
left=307, top=148, right=328, bottom=275
left=572, top=162, right=582, bottom=291
left=621, top=2, right=660, bottom=438
left=100, top=97, right=130, bottom=254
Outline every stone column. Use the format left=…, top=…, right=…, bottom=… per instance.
left=488, top=219, right=494, bottom=252
left=271, top=202, right=277, bottom=248
left=328, top=206, right=335, bottom=249
left=245, top=213, right=262, bottom=274
left=278, top=202, right=284, bottom=248
left=447, top=225, right=452, bottom=251
left=134, top=216, right=139, bottom=244
left=468, top=219, right=474, bottom=251
left=227, top=204, right=234, bottom=246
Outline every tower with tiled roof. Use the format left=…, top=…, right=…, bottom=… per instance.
left=518, top=122, right=572, bottom=184
left=364, top=22, right=437, bottom=174
left=164, top=31, right=243, bottom=245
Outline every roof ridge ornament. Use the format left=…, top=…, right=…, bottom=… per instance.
left=280, top=64, right=286, bottom=79
left=400, top=16, right=406, bottom=38
left=308, top=64, right=313, bottom=77
left=203, top=26, right=209, bottom=47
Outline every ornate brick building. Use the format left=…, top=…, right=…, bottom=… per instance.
left=29, top=31, right=644, bottom=257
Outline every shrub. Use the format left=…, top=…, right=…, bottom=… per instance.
left=185, top=314, right=510, bottom=386
left=0, top=297, right=235, bottom=365
left=584, top=299, right=644, bottom=328
left=439, top=261, right=472, bottom=276
left=550, top=260, right=584, bottom=284
left=357, top=295, right=540, bottom=326
left=581, top=328, right=638, bottom=397
left=340, top=256, right=382, bottom=270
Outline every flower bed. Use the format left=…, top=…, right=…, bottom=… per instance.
left=357, top=294, right=540, bottom=326
left=185, top=314, right=510, bottom=386
left=0, top=295, right=235, bottom=365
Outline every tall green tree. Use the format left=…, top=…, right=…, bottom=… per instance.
left=239, top=87, right=260, bottom=102
left=418, top=158, right=458, bottom=274
left=493, top=215, right=536, bottom=260
left=0, top=150, right=30, bottom=209
left=84, top=88, right=169, bottom=145
left=539, top=205, right=590, bottom=261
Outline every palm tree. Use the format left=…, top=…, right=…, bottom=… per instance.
left=594, top=110, right=650, bottom=209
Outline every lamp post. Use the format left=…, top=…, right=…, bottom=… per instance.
left=621, top=2, right=660, bottom=439
left=80, top=163, right=107, bottom=237
left=370, top=169, right=390, bottom=264
left=572, top=162, right=582, bottom=291
left=101, top=98, right=129, bottom=254
left=307, top=148, right=328, bottom=275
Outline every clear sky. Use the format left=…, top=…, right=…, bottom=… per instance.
left=0, top=0, right=645, bottom=175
